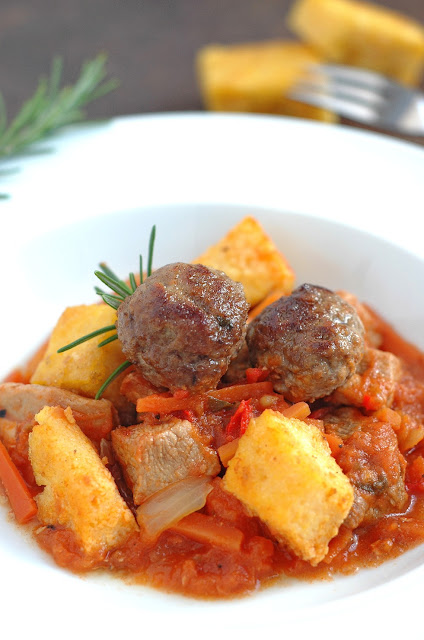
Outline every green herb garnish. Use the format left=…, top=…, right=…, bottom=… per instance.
left=0, top=53, right=118, bottom=161
left=57, top=225, right=156, bottom=399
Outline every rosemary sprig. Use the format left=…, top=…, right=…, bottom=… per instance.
left=94, top=270, right=132, bottom=299
left=57, top=226, right=157, bottom=398
left=0, top=53, right=118, bottom=161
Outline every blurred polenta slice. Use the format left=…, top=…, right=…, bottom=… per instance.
left=287, top=0, right=424, bottom=86
left=196, top=40, right=336, bottom=122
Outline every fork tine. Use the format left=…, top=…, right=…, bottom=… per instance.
left=294, top=76, right=386, bottom=109
left=289, top=83, right=379, bottom=123
left=310, top=63, right=393, bottom=92
left=288, top=62, right=424, bottom=134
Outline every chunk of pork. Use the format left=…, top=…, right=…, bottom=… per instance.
left=0, top=382, right=115, bottom=443
left=112, top=418, right=221, bottom=504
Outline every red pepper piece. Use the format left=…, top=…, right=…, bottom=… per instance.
left=225, top=399, right=253, bottom=440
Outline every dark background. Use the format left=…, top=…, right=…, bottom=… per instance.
left=1, top=0, right=424, bottom=127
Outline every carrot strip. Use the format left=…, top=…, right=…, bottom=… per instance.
left=137, top=381, right=274, bottom=415
left=208, top=381, right=273, bottom=404
left=136, top=394, right=205, bottom=415
left=171, top=512, right=244, bottom=551
left=282, top=402, right=311, bottom=420
left=0, top=440, right=37, bottom=524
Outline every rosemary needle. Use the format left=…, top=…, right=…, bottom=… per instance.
left=0, top=53, right=118, bottom=160
left=147, top=226, right=156, bottom=277
left=95, top=361, right=132, bottom=400
left=57, top=324, right=116, bottom=353
left=129, top=272, right=137, bottom=293
left=94, top=271, right=132, bottom=299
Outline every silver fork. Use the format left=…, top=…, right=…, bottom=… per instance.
left=289, top=63, right=424, bottom=136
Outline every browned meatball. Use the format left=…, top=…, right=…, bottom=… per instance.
left=246, top=284, right=365, bottom=402
left=117, top=263, right=249, bottom=393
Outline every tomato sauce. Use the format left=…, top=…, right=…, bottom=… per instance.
left=5, top=308, right=424, bottom=599
left=34, top=474, right=424, bottom=598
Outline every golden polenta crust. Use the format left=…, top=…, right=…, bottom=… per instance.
left=193, top=216, right=295, bottom=308
left=31, top=304, right=128, bottom=411
left=29, top=406, right=138, bottom=557
left=223, top=409, right=354, bottom=565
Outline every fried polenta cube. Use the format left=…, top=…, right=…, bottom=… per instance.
left=31, top=304, right=127, bottom=411
left=196, top=40, right=336, bottom=121
left=223, top=409, right=354, bottom=565
left=29, top=406, right=138, bottom=557
left=193, top=216, right=295, bottom=307
left=287, top=0, right=424, bottom=87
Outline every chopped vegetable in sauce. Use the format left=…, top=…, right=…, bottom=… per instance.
left=1, top=215, right=424, bottom=599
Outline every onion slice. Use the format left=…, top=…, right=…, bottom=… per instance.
left=218, top=438, right=240, bottom=467
left=136, top=476, right=213, bottom=539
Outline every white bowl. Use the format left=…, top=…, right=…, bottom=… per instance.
left=1, top=113, right=424, bottom=639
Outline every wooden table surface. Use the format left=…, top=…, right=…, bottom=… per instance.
left=1, top=0, right=424, bottom=143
